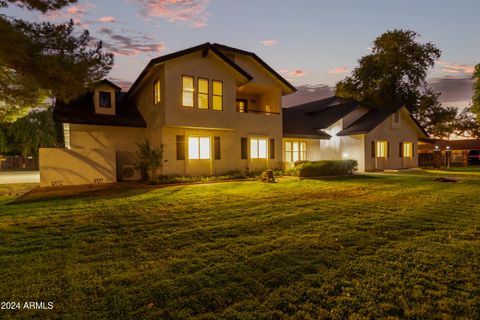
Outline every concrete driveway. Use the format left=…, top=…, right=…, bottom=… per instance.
left=0, top=171, right=40, bottom=184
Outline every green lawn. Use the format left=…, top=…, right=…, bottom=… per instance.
left=0, top=174, right=479, bottom=319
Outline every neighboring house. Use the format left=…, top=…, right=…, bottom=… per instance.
left=39, top=43, right=429, bottom=187
left=418, top=139, right=480, bottom=167
left=283, top=97, right=429, bottom=172
left=41, top=43, right=295, bottom=186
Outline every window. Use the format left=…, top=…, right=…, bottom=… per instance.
left=154, top=79, right=161, bottom=104
left=394, top=111, right=400, bottom=123
left=198, top=78, right=209, bottom=109
left=182, top=76, right=194, bottom=107
left=99, top=91, right=112, bottom=108
left=250, top=138, right=268, bottom=159
left=188, top=136, right=211, bottom=160
left=212, top=80, right=223, bottom=110
left=403, top=142, right=413, bottom=158
left=376, top=141, right=387, bottom=158
left=236, top=99, right=248, bottom=113
left=63, top=123, right=70, bottom=149
left=285, top=141, right=306, bottom=163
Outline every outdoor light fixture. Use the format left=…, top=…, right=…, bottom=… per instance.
left=446, top=146, right=450, bottom=150
left=435, top=145, right=439, bottom=150
left=342, top=152, right=349, bottom=159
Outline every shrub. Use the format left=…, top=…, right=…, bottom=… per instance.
left=135, top=140, right=164, bottom=181
left=288, top=160, right=358, bottom=177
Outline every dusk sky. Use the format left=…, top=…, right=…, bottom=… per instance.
left=5, top=0, right=479, bottom=107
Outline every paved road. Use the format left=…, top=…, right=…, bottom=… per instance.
left=0, top=171, right=40, bottom=184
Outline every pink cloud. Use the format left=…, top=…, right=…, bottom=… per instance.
left=131, top=0, right=210, bottom=28
left=41, top=3, right=96, bottom=27
left=98, top=16, right=116, bottom=23
left=97, top=27, right=165, bottom=57
left=436, top=60, right=475, bottom=74
left=280, top=69, right=307, bottom=78
left=260, top=39, right=277, bottom=47
left=328, top=66, right=348, bottom=74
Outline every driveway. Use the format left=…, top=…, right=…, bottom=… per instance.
left=0, top=171, right=40, bottom=184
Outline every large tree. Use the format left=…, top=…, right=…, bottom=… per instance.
left=336, top=29, right=441, bottom=109
left=472, top=63, right=480, bottom=118
left=0, top=0, right=113, bottom=121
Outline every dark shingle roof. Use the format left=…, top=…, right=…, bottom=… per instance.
left=282, top=96, right=360, bottom=138
left=419, top=139, right=480, bottom=151
left=54, top=92, right=146, bottom=128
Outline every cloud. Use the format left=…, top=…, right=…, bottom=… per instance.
left=98, top=16, right=116, bottom=23
left=108, top=77, right=134, bottom=91
left=436, top=60, right=475, bottom=75
left=42, top=3, right=96, bottom=25
left=131, top=0, right=210, bottom=28
left=282, top=84, right=334, bottom=107
left=280, top=69, right=307, bottom=78
left=428, top=76, right=474, bottom=104
left=328, top=66, right=348, bottom=74
left=260, top=39, right=277, bottom=47
left=97, top=27, right=165, bottom=56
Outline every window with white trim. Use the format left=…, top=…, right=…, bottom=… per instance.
left=376, top=141, right=387, bottom=158
left=285, top=141, right=306, bottom=163
left=182, top=76, right=194, bottom=107
left=188, top=136, right=211, bottom=160
left=403, top=142, right=413, bottom=158
left=250, top=138, right=268, bottom=159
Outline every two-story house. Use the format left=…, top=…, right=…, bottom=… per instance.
left=41, top=43, right=295, bottom=186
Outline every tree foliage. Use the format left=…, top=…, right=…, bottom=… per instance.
left=0, top=108, right=58, bottom=156
left=412, top=90, right=459, bottom=139
left=472, top=63, right=480, bottom=118
left=135, top=140, right=164, bottom=181
left=456, top=107, right=480, bottom=139
left=0, top=0, right=113, bottom=121
left=336, top=29, right=441, bottom=109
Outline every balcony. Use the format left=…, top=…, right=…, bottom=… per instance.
left=236, top=106, right=280, bottom=115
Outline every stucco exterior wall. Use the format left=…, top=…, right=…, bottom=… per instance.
left=39, top=148, right=116, bottom=187
left=364, top=108, right=420, bottom=171
left=93, top=84, right=116, bottom=115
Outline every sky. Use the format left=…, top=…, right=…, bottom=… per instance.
left=4, top=0, right=479, bottom=107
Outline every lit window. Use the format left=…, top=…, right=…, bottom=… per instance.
left=198, top=78, right=209, bottom=109
left=154, top=79, right=161, bottom=104
left=99, top=91, right=112, bottom=108
left=236, top=99, right=248, bottom=113
left=63, top=123, right=70, bottom=149
left=376, top=141, right=387, bottom=158
left=182, top=76, right=194, bottom=107
left=250, top=138, right=268, bottom=159
left=188, top=136, right=210, bottom=160
left=212, top=80, right=223, bottom=111
left=285, top=141, right=306, bottom=163
left=403, top=142, right=413, bottom=158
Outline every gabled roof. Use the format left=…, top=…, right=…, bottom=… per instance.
left=419, top=139, right=480, bottom=151
left=337, top=102, right=429, bottom=138
left=93, top=79, right=122, bottom=92
left=212, top=43, right=297, bottom=95
left=54, top=92, right=146, bottom=128
left=126, top=42, right=253, bottom=97
left=283, top=96, right=360, bottom=138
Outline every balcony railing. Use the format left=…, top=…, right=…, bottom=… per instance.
left=236, top=107, right=280, bottom=115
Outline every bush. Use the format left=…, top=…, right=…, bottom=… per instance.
left=288, top=160, right=358, bottom=177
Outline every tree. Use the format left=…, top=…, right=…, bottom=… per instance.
left=0, top=0, right=113, bottom=121
left=456, top=107, right=480, bottom=139
left=413, top=90, right=458, bottom=139
left=336, top=29, right=441, bottom=110
left=472, top=63, right=480, bottom=118
left=0, top=107, right=58, bottom=156
left=135, top=140, right=164, bottom=181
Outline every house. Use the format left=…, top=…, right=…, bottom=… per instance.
left=418, top=139, right=480, bottom=167
left=40, top=43, right=296, bottom=186
left=282, top=96, right=429, bottom=172
left=39, top=43, right=429, bottom=187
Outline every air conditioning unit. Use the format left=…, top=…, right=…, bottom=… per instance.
left=121, top=165, right=140, bottom=181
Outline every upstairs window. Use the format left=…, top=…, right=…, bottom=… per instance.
left=212, top=80, right=223, bottom=111
left=154, top=79, right=161, bottom=104
left=99, top=91, right=112, bottom=108
left=188, top=136, right=211, bottom=160
left=182, top=76, right=194, bottom=107
left=403, top=142, right=413, bottom=158
left=250, top=138, right=268, bottom=159
left=236, top=99, right=248, bottom=113
left=198, top=78, right=209, bottom=109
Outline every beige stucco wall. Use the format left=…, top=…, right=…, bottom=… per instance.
left=39, top=148, right=116, bottom=187
left=364, top=107, right=420, bottom=171
left=93, top=84, right=116, bottom=115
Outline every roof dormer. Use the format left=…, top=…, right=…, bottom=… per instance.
left=93, top=79, right=121, bottom=115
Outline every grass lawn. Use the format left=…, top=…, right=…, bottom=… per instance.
left=0, top=174, right=479, bottom=319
